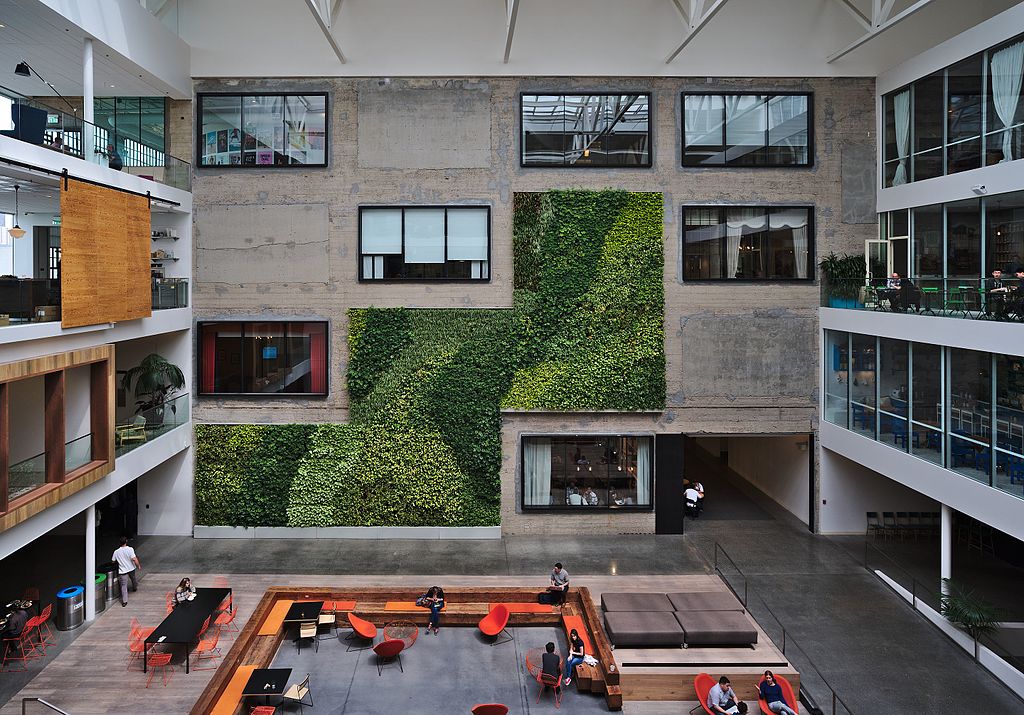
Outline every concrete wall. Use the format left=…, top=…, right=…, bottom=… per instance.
left=726, top=435, right=811, bottom=525
left=136, top=448, right=193, bottom=536
left=64, top=365, right=92, bottom=444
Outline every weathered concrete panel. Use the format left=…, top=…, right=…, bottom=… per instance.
left=357, top=84, right=491, bottom=169
left=195, top=204, right=330, bottom=284
left=841, top=143, right=877, bottom=224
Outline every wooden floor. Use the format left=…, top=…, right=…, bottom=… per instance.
left=0, top=573, right=793, bottom=714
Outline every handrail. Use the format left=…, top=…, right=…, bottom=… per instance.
left=22, top=698, right=71, bottom=715
left=712, top=542, right=747, bottom=606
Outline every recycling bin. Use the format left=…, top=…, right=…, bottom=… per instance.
left=55, top=585, right=85, bottom=631
left=101, top=561, right=119, bottom=603
left=93, top=574, right=106, bottom=614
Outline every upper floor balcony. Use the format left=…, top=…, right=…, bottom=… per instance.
left=822, top=277, right=1023, bottom=323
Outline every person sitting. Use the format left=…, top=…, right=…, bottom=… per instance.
left=757, top=670, right=797, bottom=715
left=549, top=562, right=570, bottom=605
left=610, top=491, right=625, bottom=506
left=174, top=577, right=197, bottom=605
left=707, top=675, right=747, bottom=714
left=541, top=641, right=562, bottom=692
left=1009, top=269, right=1024, bottom=320
left=581, top=486, right=598, bottom=506
left=883, top=272, right=902, bottom=311
left=564, top=628, right=586, bottom=686
left=1, top=605, right=28, bottom=639
left=986, top=269, right=1010, bottom=319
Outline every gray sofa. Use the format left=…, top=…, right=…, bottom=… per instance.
left=603, top=611, right=686, bottom=647
left=601, top=590, right=756, bottom=648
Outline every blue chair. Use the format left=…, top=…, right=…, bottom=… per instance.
left=852, top=404, right=870, bottom=430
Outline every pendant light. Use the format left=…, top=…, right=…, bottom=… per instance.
left=8, top=185, right=25, bottom=239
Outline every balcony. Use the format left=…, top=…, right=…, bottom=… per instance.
left=8, top=433, right=94, bottom=503
left=0, top=90, right=190, bottom=192
left=114, top=393, right=189, bottom=458
left=822, top=278, right=1024, bottom=323
left=0, top=277, right=188, bottom=328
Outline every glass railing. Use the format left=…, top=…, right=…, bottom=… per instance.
left=7, top=433, right=94, bottom=503
left=0, top=276, right=60, bottom=326
left=115, top=393, right=189, bottom=458
left=65, top=433, right=93, bottom=473
left=0, top=87, right=190, bottom=191
left=152, top=277, right=188, bottom=310
left=822, top=278, right=1024, bottom=323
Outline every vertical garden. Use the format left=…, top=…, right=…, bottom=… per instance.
left=194, top=190, right=665, bottom=527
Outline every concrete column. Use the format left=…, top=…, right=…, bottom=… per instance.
left=85, top=504, right=96, bottom=622
left=82, top=37, right=94, bottom=163
left=940, top=503, right=953, bottom=595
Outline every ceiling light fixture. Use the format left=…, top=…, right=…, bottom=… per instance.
left=9, top=185, right=26, bottom=239
left=14, top=60, right=77, bottom=115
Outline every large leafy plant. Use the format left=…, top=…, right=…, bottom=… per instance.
left=939, top=578, right=1003, bottom=658
left=121, top=353, right=185, bottom=415
left=819, top=252, right=867, bottom=302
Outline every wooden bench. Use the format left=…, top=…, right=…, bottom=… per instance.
left=562, top=614, right=604, bottom=693
left=209, top=664, right=256, bottom=715
left=384, top=600, right=446, bottom=611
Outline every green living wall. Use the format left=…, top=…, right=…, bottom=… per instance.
left=194, top=190, right=664, bottom=527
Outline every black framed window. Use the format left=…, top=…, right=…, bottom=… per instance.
left=682, top=206, right=813, bottom=280
left=521, top=94, right=651, bottom=167
left=522, top=435, right=653, bottom=511
left=359, top=206, right=490, bottom=281
left=682, top=93, right=812, bottom=167
left=196, top=93, right=327, bottom=167
left=198, top=321, right=328, bottom=396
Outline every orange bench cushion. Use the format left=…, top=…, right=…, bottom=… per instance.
left=562, top=614, right=594, bottom=655
left=493, top=602, right=554, bottom=613
left=209, top=664, right=257, bottom=715
left=328, top=600, right=357, bottom=611
left=385, top=601, right=445, bottom=611
left=258, top=600, right=293, bottom=636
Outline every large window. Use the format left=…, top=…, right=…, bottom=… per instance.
left=682, top=206, right=812, bottom=280
left=198, top=321, right=327, bottom=395
left=883, top=33, right=1024, bottom=186
left=197, top=93, right=327, bottom=167
left=682, top=93, right=811, bottom=167
left=522, top=435, right=653, bottom=510
left=359, top=206, right=490, bottom=281
left=521, top=94, right=651, bottom=167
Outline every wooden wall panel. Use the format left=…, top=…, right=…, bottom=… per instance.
left=60, top=179, right=152, bottom=328
left=0, top=384, right=7, bottom=513
left=43, top=371, right=65, bottom=484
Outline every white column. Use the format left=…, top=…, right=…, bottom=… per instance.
left=82, top=37, right=95, bottom=163
left=85, top=504, right=96, bottom=622
left=940, top=503, right=953, bottom=594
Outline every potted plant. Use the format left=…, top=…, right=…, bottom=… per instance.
left=121, top=354, right=185, bottom=426
left=939, top=578, right=1002, bottom=659
left=818, top=252, right=867, bottom=309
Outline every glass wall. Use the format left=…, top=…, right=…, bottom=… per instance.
left=883, top=33, right=1024, bottom=186
left=93, top=97, right=167, bottom=164
left=521, top=94, right=651, bottom=167
left=522, top=435, right=653, bottom=510
left=681, top=206, right=812, bottom=280
left=198, top=321, right=327, bottom=395
left=825, top=331, right=1024, bottom=501
left=197, top=93, right=327, bottom=167
left=682, top=93, right=811, bottom=167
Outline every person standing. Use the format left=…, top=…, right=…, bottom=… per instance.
left=106, top=144, right=123, bottom=171
left=549, top=563, right=570, bottom=606
left=112, top=536, right=141, bottom=607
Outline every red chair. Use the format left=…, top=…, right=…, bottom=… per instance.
left=758, top=675, right=799, bottom=714
left=535, top=668, right=562, bottom=709
left=37, top=603, right=55, bottom=646
left=250, top=707, right=277, bottom=715
left=21, top=616, right=44, bottom=658
left=198, top=615, right=212, bottom=637
left=690, top=673, right=716, bottom=714
left=471, top=705, right=509, bottom=715
left=192, top=629, right=222, bottom=670
left=345, top=613, right=377, bottom=652
left=1, top=632, right=33, bottom=672
left=145, top=652, right=174, bottom=688
left=125, top=632, right=147, bottom=671
left=130, top=617, right=155, bottom=641
left=372, top=639, right=405, bottom=676
left=478, top=604, right=512, bottom=646
left=214, top=598, right=239, bottom=634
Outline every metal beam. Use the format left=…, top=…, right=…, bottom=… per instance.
left=503, top=0, right=521, bottom=64
left=665, top=0, right=729, bottom=64
left=830, top=0, right=871, bottom=31
left=331, top=0, right=344, bottom=28
left=670, top=0, right=690, bottom=26
left=827, top=0, right=936, bottom=63
left=878, top=0, right=898, bottom=24
left=303, top=0, right=347, bottom=64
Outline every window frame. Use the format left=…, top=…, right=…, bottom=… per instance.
left=519, top=433, right=656, bottom=513
left=357, top=205, right=492, bottom=283
left=197, top=320, right=330, bottom=397
left=680, top=204, right=816, bottom=282
left=195, top=92, right=330, bottom=169
left=519, top=92, right=654, bottom=169
left=680, top=91, right=814, bottom=169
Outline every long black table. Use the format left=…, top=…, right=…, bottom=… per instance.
left=144, top=587, right=230, bottom=674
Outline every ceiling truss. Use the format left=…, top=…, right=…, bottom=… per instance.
left=303, top=0, right=348, bottom=64
left=503, top=0, right=521, bottom=64
left=665, top=0, right=731, bottom=64
left=827, top=0, right=938, bottom=62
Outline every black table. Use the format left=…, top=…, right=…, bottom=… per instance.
left=144, top=587, right=230, bottom=674
left=242, top=667, right=292, bottom=706
left=283, top=601, right=323, bottom=624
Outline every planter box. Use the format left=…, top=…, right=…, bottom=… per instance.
left=193, top=525, right=502, bottom=540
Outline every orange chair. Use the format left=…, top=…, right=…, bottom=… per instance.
left=535, top=668, right=562, bottom=709
left=471, top=705, right=509, bottom=715
left=1, top=629, right=35, bottom=672
left=215, top=599, right=239, bottom=634
left=250, top=707, right=277, bottom=715
left=372, top=639, right=405, bottom=676
left=192, top=629, right=222, bottom=670
left=213, top=576, right=233, bottom=612
left=198, top=615, right=212, bottom=637
left=758, top=675, right=799, bottom=714
left=37, top=604, right=55, bottom=646
left=130, top=617, right=155, bottom=641
left=145, top=652, right=174, bottom=688
left=690, top=673, right=716, bottom=714
left=21, top=616, right=44, bottom=658
left=345, top=613, right=377, bottom=651
left=125, top=632, right=147, bottom=671
left=478, top=604, right=512, bottom=646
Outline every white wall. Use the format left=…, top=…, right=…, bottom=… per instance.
left=64, top=364, right=91, bottom=443
left=136, top=447, right=193, bottom=536
left=8, top=376, right=43, bottom=464
left=727, top=435, right=811, bottom=525
left=820, top=445, right=939, bottom=534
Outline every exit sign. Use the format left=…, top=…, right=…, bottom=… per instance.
left=52, top=216, right=61, bottom=226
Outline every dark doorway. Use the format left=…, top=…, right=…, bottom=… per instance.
left=97, top=481, right=137, bottom=538
left=654, top=433, right=684, bottom=533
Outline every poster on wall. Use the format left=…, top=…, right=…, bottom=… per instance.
left=217, top=130, right=228, bottom=153
left=228, top=128, right=241, bottom=152
left=257, top=149, right=274, bottom=165
left=205, top=132, right=217, bottom=159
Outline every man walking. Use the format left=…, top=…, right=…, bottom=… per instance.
left=112, top=536, right=141, bottom=607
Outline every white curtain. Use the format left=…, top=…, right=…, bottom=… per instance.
left=725, top=208, right=767, bottom=279
left=991, top=41, right=1024, bottom=163
left=523, top=438, right=552, bottom=506
left=636, top=439, right=651, bottom=506
left=770, top=208, right=809, bottom=279
left=892, top=90, right=911, bottom=185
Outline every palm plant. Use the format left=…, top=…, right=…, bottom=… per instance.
left=818, top=252, right=867, bottom=304
left=120, top=354, right=185, bottom=419
left=939, top=578, right=1003, bottom=658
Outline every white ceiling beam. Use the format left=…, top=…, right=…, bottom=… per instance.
left=669, top=0, right=690, bottom=27
left=878, top=0, right=898, bottom=25
left=148, top=0, right=172, bottom=20
left=331, top=0, right=344, bottom=28
left=830, top=0, right=871, bottom=32
left=503, top=0, right=521, bottom=64
left=303, top=0, right=347, bottom=63
left=828, top=0, right=937, bottom=63
left=665, top=0, right=729, bottom=64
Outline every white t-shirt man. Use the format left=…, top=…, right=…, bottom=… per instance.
left=113, top=544, right=138, bottom=575
left=684, top=487, right=701, bottom=504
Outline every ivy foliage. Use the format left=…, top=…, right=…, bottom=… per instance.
left=194, top=190, right=664, bottom=527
